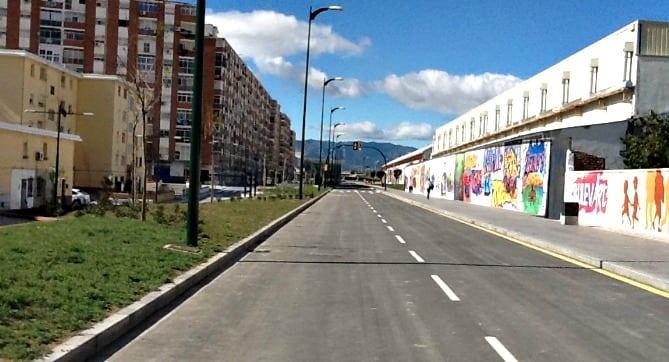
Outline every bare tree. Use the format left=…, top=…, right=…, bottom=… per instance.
left=118, top=54, right=161, bottom=221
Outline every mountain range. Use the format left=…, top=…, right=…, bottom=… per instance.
left=295, top=140, right=417, bottom=172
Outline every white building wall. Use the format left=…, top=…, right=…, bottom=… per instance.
left=435, top=21, right=643, bottom=156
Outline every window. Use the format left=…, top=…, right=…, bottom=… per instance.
left=522, top=91, right=529, bottom=119
left=137, top=55, right=155, bottom=71
left=506, top=100, right=513, bottom=126
left=40, top=28, right=61, bottom=45
left=562, top=72, right=570, bottom=104
left=623, top=42, right=634, bottom=82
left=39, top=49, right=61, bottom=63
left=143, top=42, right=150, bottom=53
left=61, top=75, right=66, bottom=88
left=30, top=64, right=35, bottom=77
left=50, top=86, right=55, bottom=95
left=23, top=142, right=28, bottom=159
left=176, top=109, right=192, bottom=125
left=540, top=85, right=548, bottom=113
left=590, top=59, right=599, bottom=94
left=177, top=92, right=192, bottom=103
left=470, top=118, right=475, bottom=141
left=40, top=10, right=62, bottom=27
left=460, top=124, right=465, bottom=143
left=62, top=48, right=84, bottom=65
left=482, top=112, right=488, bottom=135
left=495, top=105, right=501, bottom=130
left=43, top=142, right=48, bottom=159
left=175, top=128, right=191, bottom=143
left=455, top=126, right=459, bottom=144
left=179, top=57, right=194, bottom=74
left=139, top=1, right=159, bottom=13
left=64, top=30, right=84, bottom=41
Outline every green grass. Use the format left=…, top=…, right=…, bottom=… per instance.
left=0, top=187, right=321, bottom=361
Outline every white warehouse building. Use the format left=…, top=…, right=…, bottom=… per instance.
left=400, top=20, right=669, bottom=219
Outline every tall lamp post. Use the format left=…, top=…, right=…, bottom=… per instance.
left=318, top=76, right=343, bottom=190
left=328, top=121, right=345, bottom=183
left=299, top=5, right=343, bottom=200
left=25, top=103, right=93, bottom=212
left=324, top=107, right=344, bottom=187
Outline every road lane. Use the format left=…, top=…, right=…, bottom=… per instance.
left=101, top=188, right=502, bottom=361
left=363, top=190, right=669, bottom=361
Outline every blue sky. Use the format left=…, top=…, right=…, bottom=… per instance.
left=188, top=0, right=669, bottom=148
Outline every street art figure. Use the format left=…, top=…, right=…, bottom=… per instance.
left=632, top=176, right=640, bottom=228
left=622, top=179, right=633, bottom=226
left=645, top=170, right=665, bottom=231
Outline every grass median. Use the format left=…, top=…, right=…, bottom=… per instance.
left=0, top=186, right=320, bottom=361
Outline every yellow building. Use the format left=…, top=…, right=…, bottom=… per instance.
left=75, top=74, right=143, bottom=194
left=0, top=50, right=138, bottom=212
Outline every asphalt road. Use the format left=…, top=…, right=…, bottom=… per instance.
left=97, top=185, right=669, bottom=362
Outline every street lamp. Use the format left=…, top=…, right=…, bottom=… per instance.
left=25, top=104, right=93, bottom=213
left=332, top=133, right=344, bottom=182
left=299, top=5, right=343, bottom=200
left=318, top=76, right=343, bottom=190
left=325, top=107, right=345, bottom=187
left=327, top=118, right=345, bottom=186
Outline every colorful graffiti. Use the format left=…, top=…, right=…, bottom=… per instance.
left=565, top=168, right=669, bottom=237
left=403, top=140, right=551, bottom=216
left=520, top=141, right=550, bottom=215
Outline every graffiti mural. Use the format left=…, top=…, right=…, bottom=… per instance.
left=520, top=141, right=550, bottom=215
left=454, top=154, right=465, bottom=201
left=565, top=168, right=669, bottom=238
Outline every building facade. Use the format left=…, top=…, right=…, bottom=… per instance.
left=0, top=0, right=295, bottom=192
left=400, top=20, right=669, bottom=219
left=0, top=50, right=135, bottom=210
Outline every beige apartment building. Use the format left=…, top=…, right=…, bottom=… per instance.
left=0, top=0, right=295, bottom=191
left=0, top=50, right=136, bottom=211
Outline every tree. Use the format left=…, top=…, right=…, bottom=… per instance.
left=620, top=111, right=669, bottom=169
left=393, top=169, right=402, bottom=183
left=117, top=55, right=160, bottom=221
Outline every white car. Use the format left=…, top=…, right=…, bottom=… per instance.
left=71, top=188, right=91, bottom=209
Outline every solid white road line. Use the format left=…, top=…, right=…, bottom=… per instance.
left=430, top=275, right=460, bottom=301
left=381, top=219, right=387, bottom=223
left=377, top=214, right=382, bottom=218
left=408, top=250, right=425, bottom=263
left=395, top=235, right=406, bottom=244
left=485, top=336, right=518, bottom=362
left=387, top=226, right=395, bottom=232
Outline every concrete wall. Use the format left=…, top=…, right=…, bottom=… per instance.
left=403, top=139, right=552, bottom=216
left=565, top=168, right=669, bottom=240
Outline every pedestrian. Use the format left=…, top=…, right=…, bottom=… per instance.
left=427, top=180, right=434, bottom=199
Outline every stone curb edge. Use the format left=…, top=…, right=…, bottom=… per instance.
left=383, top=191, right=669, bottom=293
left=40, top=193, right=327, bottom=362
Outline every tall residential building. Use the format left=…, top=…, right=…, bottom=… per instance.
left=0, top=0, right=295, bottom=187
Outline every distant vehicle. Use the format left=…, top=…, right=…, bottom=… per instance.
left=71, top=188, right=91, bottom=209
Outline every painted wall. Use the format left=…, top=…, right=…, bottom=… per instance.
left=564, top=168, right=669, bottom=238
left=404, top=140, right=551, bottom=216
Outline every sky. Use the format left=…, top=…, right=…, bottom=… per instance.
left=184, top=0, right=669, bottom=149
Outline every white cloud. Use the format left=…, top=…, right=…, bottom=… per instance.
left=205, top=9, right=370, bottom=91
left=376, top=70, right=522, bottom=114
left=340, top=121, right=433, bottom=141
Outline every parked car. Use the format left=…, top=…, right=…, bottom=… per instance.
left=71, top=188, right=91, bottom=209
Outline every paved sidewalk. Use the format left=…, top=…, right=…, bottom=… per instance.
left=379, top=186, right=669, bottom=294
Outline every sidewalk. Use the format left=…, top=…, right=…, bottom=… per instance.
left=380, top=186, right=669, bottom=294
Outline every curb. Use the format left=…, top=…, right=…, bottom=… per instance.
left=383, top=191, right=669, bottom=294
left=40, top=193, right=327, bottom=362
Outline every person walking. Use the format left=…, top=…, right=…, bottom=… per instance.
left=427, top=179, right=434, bottom=199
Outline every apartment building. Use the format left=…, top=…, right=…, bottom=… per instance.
left=0, top=49, right=135, bottom=211
left=396, top=20, right=669, bottom=219
left=0, top=0, right=295, bottom=189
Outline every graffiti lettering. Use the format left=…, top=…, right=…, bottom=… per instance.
left=484, top=148, right=503, bottom=173
left=572, top=172, right=608, bottom=213
left=525, top=144, right=546, bottom=174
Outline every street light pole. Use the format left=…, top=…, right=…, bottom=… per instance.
left=328, top=121, right=345, bottom=185
left=299, top=5, right=343, bottom=200
left=318, top=76, right=343, bottom=190
left=324, top=106, right=344, bottom=188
